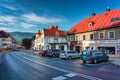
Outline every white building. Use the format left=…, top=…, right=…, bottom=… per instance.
left=34, top=25, right=68, bottom=51
left=0, top=31, right=16, bottom=50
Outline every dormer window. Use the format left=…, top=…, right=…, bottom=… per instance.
left=110, top=17, right=120, bottom=22
left=88, top=21, right=94, bottom=27
left=56, top=31, right=60, bottom=37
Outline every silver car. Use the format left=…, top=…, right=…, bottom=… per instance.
left=60, top=50, right=80, bottom=59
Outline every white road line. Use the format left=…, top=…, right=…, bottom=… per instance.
left=52, top=76, right=66, bottom=80
left=65, top=73, right=77, bottom=77
left=19, top=56, right=102, bottom=80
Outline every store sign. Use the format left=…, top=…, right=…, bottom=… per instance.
left=96, top=40, right=119, bottom=44
left=107, top=40, right=119, bottom=43
left=117, top=46, right=120, bottom=55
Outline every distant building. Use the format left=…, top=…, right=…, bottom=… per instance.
left=0, top=30, right=16, bottom=50
left=68, top=8, right=120, bottom=55
left=34, top=25, right=67, bottom=51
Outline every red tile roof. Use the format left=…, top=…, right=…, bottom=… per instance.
left=36, top=30, right=41, bottom=38
left=68, top=9, right=120, bottom=34
left=44, top=26, right=66, bottom=37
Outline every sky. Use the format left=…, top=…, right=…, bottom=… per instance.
left=0, top=0, right=120, bottom=33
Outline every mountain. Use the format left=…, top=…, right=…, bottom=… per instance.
left=9, top=32, right=35, bottom=41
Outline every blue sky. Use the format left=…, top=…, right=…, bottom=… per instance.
left=0, top=0, right=120, bottom=33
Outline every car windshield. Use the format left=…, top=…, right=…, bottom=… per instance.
left=61, top=51, right=65, bottom=54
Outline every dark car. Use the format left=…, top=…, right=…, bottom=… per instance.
left=47, top=49, right=61, bottom=57
left=81, top=50, right=109, bottom=64
left=40, top=50, right=48, bottom=56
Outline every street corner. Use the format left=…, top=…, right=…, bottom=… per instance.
left=109, top=58, right=120, bottom=67
left=110, top=62, right=120, bottom=67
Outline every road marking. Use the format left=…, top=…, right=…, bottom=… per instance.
left=65, top=73, right=77, bottom=77
left=52, top=76, right=66, bottom=80
left=18, top=55, right=102, bottom=80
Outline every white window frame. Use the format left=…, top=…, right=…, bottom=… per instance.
left=88, top=21, right=93, bottom=27
left=108, top=30, right=115, bottom=39
left=70, top=35, right=74, bottom=41
left=99, top=32, right=104, bottom=39
left=47, top=38, right=50, bottom=43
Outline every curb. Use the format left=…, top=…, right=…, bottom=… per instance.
left=110, top=62, right=120, bottom=67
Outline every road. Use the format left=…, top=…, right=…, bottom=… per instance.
left=0, top=51, right=120, bottom=80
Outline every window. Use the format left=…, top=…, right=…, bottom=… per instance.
left=110, top=17, right=120, bottom=22
left=75, top=36, right=78, bottom=41
left=88, top=21, right=94, bottom=27
left=108, top=31, right=115, bottom=39
left=99, top=32, right=104, bottom=39
left=70, top=35, right=74, bottom=41
left=90, top=34, right=94, bottom=40
left=47, top=38, right=50, bottom=43
left=56, top=32, right=60, bottom=37
left=54, top=38, right=58, bottom=43
left=83, top=35, right=86, bottom=40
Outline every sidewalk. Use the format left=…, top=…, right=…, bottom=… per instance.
left=0, top=53, right=3, bottom=64
left=109, top=55, right=120, bottom=67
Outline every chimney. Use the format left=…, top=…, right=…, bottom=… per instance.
left=56, top=25, right=58, bottom=29
left=106, top=7, right=110, bottom=12
left=92, top=13, right=96, bottom=16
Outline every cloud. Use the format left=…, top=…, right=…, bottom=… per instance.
left=0, top=27, right=14, bottom=32
left=23, top=13, right=63, bottom=24
left=0, top=4, right=17, bottom=10
left=0, top=23, right=9, bottom=26
left=20, top=22, right=36, bottom=29
left=0, top=16, right=16, bottom=23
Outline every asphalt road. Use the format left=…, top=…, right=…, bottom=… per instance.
left=0, top=51, right=120, bottom=80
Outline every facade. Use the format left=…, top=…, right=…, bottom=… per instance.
left=68, top=8, right=120, bottom=55
left=34, top=25, right=67, bottom=51
left=0, top=31, right=16, bottom=50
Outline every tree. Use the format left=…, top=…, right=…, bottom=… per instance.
left=22, top=38, right=31, bottom=49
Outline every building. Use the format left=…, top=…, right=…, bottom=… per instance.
left=34, top=25, right=67, bottom=51
left=0, top=30, right=16, bottom=50
left=68, top=8, right=120, bottom=55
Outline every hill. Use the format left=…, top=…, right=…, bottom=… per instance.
left=9, top=32, right=35, bottom=43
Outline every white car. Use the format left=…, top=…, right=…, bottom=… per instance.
left=60, top=50, right=80, bottom=59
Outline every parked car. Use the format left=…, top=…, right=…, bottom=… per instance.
left=47, top=49, right=61, bottom=57
left=60, top=50, right=81, bottom=59
left=40, top=50, right=48, bottom=56
left=81, top=50, right=109, bottom=64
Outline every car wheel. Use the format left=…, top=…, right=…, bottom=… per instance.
left=105, top=58, right=109, bottom=61
left=93, top=59, right=97, bottom=64
left=68, top=56, right=72, bottom=60
left=83, top=60, right=86, bottom=63
left=53, top=54, right=56, bottom=57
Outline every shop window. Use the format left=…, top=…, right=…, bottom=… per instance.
left=90, top=34, right=94, bottom=40
left=108, top=31, right=115, bottom=39
left=99, top=32, right=104, bottom=39
left=83, top=35, right=86, bottom=40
